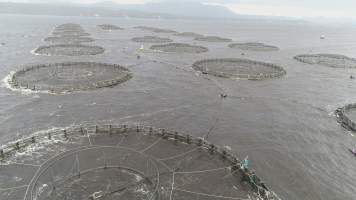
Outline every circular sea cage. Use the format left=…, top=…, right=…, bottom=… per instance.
left=8, top=62, right=132, bottom=93
left=0, top=124, right=281, bottom=200
left=53, top=26, right=85, bottom=33
left=174, top=32, right=204, bottom=38
left=229, top=43, right=279, bottom=52
left=134, top=26, right=178, bottom=34
left=55, top=23, right=82, bottom=30
left=294, top=54, right=356, bottom=68
left=150, top=43, right=208, bottom=54
left=335, top=104, right=356, bottom=131
left=131, top=36, right=173, bottom=43
left=52, top=31, right=90, bottom=37
left=44, top=36, right=95, bottom=44
left=195, top=36, right=232, bottom=42
left=97, top=24, right=124, bottom=30
left=33, top=44, right=105, bottom=56
left=192, top=58, right=287, bottom=80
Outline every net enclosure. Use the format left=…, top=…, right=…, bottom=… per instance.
left=149, top=43, right=208, bottom=54
left=52, top=31, right=91, bottom=37
left=33, top=44, right=105, bottom=56
left=131, top=36, right=173, bottom=43
left=0, top=124, right=281, bottom=200
left=195, top=36, right=232, bottom=42
left=174, top=32, right=204, bottom=38
left=294, top=54, right=356, bottom=68
left=44, top=36, right=95, bottom=44
left=97, top=24, right=124, bottom=30
left=8, top=62, right=132, bottom=93
left=229, top=43, right=279, bottom=51
left=192, top=58, right=287, bottom=80
left=134, top=26, right=178, bottom=34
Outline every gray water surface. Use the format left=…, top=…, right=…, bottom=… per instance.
left=0, top=14, right=356, bottom=200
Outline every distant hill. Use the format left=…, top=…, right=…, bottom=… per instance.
left=0, top=2, right=303, bottom=22
left=92, top=1, right=238, bottom=19
left=0, top=2, right=176, bottom=19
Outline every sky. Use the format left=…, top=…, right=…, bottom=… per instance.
left=1, top=0, right=356, bottom=19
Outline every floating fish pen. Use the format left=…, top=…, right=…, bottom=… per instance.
left=8, top=62, right=132, bottom=93
left=192, top=58, right=287, bottom=80
left=174, top=32, right=204, bottom=38
left=134, top=26, right=178, bottom=34
left=43, top=36, right=95, bottom=44
left=131, top=36, right=173, bottom=43
left=0, top=124, right=281, bottom=200
left=33, top=44, right=105, bottom=56
left=150, top=43, right=208, bottom=54
left=294, top=54, right=356, bottom=68
left=55, top=23, right=83, bottom=30
left=52, top=31, right=90, bottom=37
left=335, top=104, right=356, bottom=131
left=97, top=24, right=124, bottom=30
left=195, top=36, right=232, bottom=42
left=229, top=43, right=280, bottom=51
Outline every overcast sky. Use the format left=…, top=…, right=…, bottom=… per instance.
left=1, top=0, right=355, bottom=19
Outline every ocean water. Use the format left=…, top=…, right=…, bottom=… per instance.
left=0, top=14, right=356, bottom=200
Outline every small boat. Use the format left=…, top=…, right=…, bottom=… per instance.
left=320, top=35, right=325, bottom=39
left=349, top=148, right=356, bottom=156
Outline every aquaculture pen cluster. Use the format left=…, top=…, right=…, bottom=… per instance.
left=192, top=58, right=287, bottom=80
left=34, top=23, right=105, bottom=56
left=0, top=124, right=281, bottom=200
left=6, top=24, right=133, bottom=93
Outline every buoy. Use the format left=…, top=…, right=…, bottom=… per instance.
left=139, top=44, right=145, bottom=51
left=320, top=35, right=325, bottom=39
left=220, top=94, right=227, bottom=98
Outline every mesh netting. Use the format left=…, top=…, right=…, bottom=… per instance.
left=294, top=54, right=356, bottom=68
left=33, top=44, right=105, bottom=56
left=192, top=58, right=287, bottom=80
left=9, top=62, right=132, bottom=93
left=195, top=36, right=232, bottom=42
left=150, top=43, right=208, bottom=54
left=336, top=104, right=356, bottom=131
left=52, top=31, right=91, bottom=37
left=0, top=124, right=281, bottom=200
left=131, top=36, right=173, bottom=43
left=229, top=43, right=279, bottom=51
left=51, top=24, right=88, bottom=37
left=44, top=36, right=95, bottom=44
left=97, top=24, right=124, bottom=30
left=134, top=26, right=178, bottom=34
left=174, top=32, right=204, bottom=38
